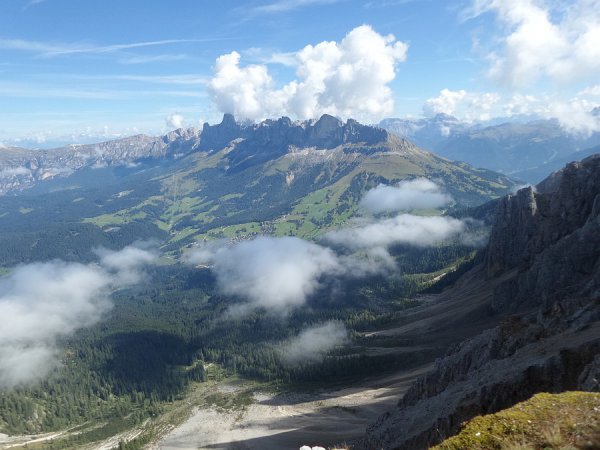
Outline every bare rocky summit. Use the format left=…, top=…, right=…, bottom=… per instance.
left=360, top=154, right=600, bottom=450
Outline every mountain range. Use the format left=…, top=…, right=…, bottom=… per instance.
left=380, top=115, right=600, bottom=183
left=0, top=114, right=515, bottom=264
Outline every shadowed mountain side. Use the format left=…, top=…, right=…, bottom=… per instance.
left=359, top=154, right=600, bottom=450
left=361, top=266, right=513, bottom=346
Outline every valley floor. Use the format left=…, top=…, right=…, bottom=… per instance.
left=149, top=268, right=504, bottom=450
left=0, top=265, right=505, bottom=450
left=150, top=366, right=431, bottom=450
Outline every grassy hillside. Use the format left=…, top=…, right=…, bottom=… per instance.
left=0, top=134, right=514, bottom=265
left=78, top=137, right=514, bottom=247
left=433, top=392, right=600, bottom=450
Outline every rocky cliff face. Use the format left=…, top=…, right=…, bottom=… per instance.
left=486, top=154, right=600, bottom=312
left=361, top=154, right=600, bottom=450
left=221, top=114, right=392, bottom=173
left=200, top=113, right=388, bottom=153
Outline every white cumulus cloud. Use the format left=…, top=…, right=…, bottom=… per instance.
left=423, top=89, right=501, bottom=121
left=469, top=0, right=600, bottom=88
left=208, top=25, right=408, bottom=122
left=424, top=88, right=600, bottom=134
left=166, top=112, right=185, bottom=129
left=0, top=244, right=158, bottom=389
left=360, top=178, right=451, bottom=214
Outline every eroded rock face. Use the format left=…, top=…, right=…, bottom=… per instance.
left=361, top=153, right=600, bottom=450
left=200, top=113, right=388, bottom=151
left=199, top=113, right=251, bottom=151
left=486, top=154, right=600, bottom=312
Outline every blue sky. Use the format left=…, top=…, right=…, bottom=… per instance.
left=0, top=0, right=599, bottom=143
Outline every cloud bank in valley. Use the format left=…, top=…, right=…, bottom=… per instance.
left=208, top=25, right=408, bottom=122
left=280, top=321, right=348, bottom=365
left=325, top=214, right=466, bottom=251
left=187, top=236, right=342, bottom=314
left=360, top=178, right=451, bottom=214
left=187, top=179, right=479, bottom=315
left=186, top=236, right=399, bottom=315
left=0, top=244, right=158, bottom=389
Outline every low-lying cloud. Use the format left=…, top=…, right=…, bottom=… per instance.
left=0, top=244, right=158, bottom=389
left=360, top=178, right=451, bottom=214
left=187, top=179, right=482, bottom=316
left=325, top=214, right=466, bottom=251
left=95, top=243, right=159, bottom=285
left=0, top=167, right=31, bottom=178
left=187, top=236, right=342, bottom=315
left=280, top=321, right=348, bottom=365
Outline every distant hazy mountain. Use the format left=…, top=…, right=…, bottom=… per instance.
left=379, top=114, right=471, bottom=151
left=1, top=133, right=133, bottom=150
left=0, top=114, right=515, bottom=263
left=0, top=128, right=199, bottom=195
left=380, top=116, right=600, bottom=183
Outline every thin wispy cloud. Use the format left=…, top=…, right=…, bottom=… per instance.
left=0, top=82, right=206, bottom=100
left=252, top=0, right=342, bottom=14
left=119, top=53, right=190, bottom=65
left=109, top=74, right=208, bottom=85
left=22, top=0, right=46, bottom=10
left=0, top=38, right=216, bottom=58
left=364, top=0, right=430, bottom=9
left=40, top=73, right=209, bottom=86
left=244, top=48, right=297, bottom=67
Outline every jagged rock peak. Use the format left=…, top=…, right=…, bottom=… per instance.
left=199, top=114, right=252, bottom=151
left=199, top=113, right=389, bottom=151
left=485, top=186, right=539, bottom=277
